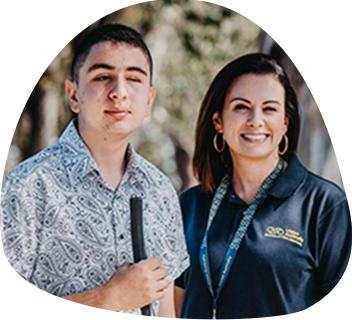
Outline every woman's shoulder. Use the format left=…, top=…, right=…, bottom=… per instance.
left=300, top=169, right=348, bottom=216
left=305, top=170, right=346, bottom=199
left=287, top=154, right=346, bottom=204
left=180, top=185, right=207, bottom=204
left=179, top=185, right=213, bottom=214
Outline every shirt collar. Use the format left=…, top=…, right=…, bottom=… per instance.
left=58, top=119, right=99, bottom=177
left=227, top=187, right=248, bottom=206
left=268, top=153, right=308, bottom=199
left=120, top=145, right=154, bottom=196
left=224, top=154, right=307, bottom=204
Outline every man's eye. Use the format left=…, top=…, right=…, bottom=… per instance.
left=126, top=77, right=142, bottom=83
left=93, top=75, right=111, bottom=81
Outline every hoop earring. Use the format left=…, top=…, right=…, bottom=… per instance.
left=213, top=133, right=225, bottom=153
left=278, top=134, right=289, bottom=156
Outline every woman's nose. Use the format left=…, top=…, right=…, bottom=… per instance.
left=247, top=109, right=265, bottom=127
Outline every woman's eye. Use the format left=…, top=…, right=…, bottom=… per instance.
left=264, top=106, right=277, bottom=112
left=234, top=104, right=249, bottom=111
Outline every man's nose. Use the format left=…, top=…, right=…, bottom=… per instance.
left=247, top=108, right=265, bottom=127
left=108, top=79, right=128, bottom=100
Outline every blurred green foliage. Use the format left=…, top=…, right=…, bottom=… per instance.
left=6, top=0, right=342, bottom=190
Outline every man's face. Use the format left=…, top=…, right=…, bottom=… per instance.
left=65, top=41, right=155, bottom=142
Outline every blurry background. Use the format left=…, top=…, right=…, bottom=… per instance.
left=5, top=0, right=342, bottom=191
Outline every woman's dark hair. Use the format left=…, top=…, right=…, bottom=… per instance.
left=193, top=53, right=300, bottom=192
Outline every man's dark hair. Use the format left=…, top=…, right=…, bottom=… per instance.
left=193, top=53, right=300, bottom=192
left=70, top=23, right=153, bottom=83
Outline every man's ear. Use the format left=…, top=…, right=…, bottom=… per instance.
left=64, top=79, right=80, bottom=114
left=212, top=112, right=223, bottom=133
left=145, top=86, right=156, bottom=117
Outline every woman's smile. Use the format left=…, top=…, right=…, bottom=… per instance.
left=240, top=132, right=271, bottom=143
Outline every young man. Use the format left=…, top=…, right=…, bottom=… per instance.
left=0, top=24, right=189, bottom=316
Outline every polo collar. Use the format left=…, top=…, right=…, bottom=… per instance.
left=268, top=154, right=308, bottom=199
left=227, top=188, right=248, bottom=206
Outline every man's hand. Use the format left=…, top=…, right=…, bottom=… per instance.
left=64, top=257, right=170, bottom=311
left=104, top=256, right=170, bottom=310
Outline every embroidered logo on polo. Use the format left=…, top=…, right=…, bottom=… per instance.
left=264, top=226, right=304, bottom=247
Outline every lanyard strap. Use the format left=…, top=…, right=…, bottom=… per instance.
left=199, top=159, right=284, bottom=318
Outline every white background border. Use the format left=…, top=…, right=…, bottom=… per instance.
left=0, top=1, right=351, bottom=319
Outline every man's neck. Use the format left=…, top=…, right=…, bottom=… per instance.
left=79, top=125, right=130, bottom=190
left=231, top=153, right=280, bottom=204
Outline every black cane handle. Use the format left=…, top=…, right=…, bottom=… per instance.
left=130, top=196, right=151, bottom=316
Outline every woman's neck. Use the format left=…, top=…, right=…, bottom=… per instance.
left=231, top=153, right=280, bottom=204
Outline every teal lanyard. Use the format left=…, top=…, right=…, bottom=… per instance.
left=199, top=159, right=284, bottom=319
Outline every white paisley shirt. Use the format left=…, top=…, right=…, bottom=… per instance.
left=0, top=120, right=189, bottom=315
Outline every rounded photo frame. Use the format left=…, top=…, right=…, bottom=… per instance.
left=0, top=0, right=350, bottom=320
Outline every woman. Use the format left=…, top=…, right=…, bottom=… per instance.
left=174, top=53, right=351, bottom=319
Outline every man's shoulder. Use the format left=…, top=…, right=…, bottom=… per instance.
left=134, top=153, right=175, bottom=191
left=4, top=142, right=62, bottom=187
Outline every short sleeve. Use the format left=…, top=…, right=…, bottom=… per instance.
left=0, top=176, right=39, bottom=281
left=316, top=198, right=352, bottom=298
left=158, top=181, right=190, bottom=281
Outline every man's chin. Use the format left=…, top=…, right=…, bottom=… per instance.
left=104, top=125, right=136, bottom=141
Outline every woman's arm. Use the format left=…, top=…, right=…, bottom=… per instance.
left=316, top=198, right=351, bottom=298
left=158, top=282, right=176, bottom=317
left=174, top=285, right=185, bottom=318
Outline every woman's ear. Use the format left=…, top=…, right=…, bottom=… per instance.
left=64, top=79, right=80, bottom=114
left=212, top=112, right=223, bottom=133
left=284, top=115, right=289, bottom=132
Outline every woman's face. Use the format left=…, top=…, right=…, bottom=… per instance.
left=213, top=73, right=288, bottom=161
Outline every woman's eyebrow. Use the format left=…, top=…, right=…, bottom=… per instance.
left=229, top=97, right=281, bottom=105
left=263, top=100, right=280, bottom=105
left=229, top=97, right=251, bottom=104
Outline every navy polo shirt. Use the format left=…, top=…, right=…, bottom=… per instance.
left=175, top=154, right=351, bottom=319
